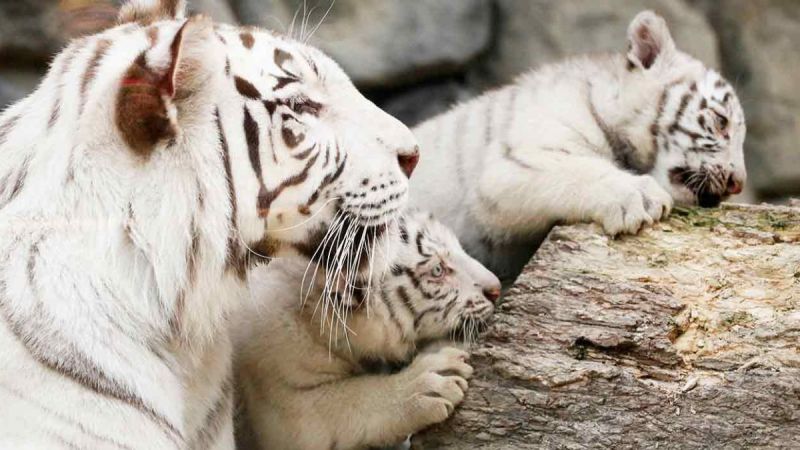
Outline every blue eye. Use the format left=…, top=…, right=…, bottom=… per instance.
left=431, top=263, right=444, bottom=278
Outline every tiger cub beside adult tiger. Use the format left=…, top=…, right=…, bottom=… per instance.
left=410, top=10, right=747, bottom=286
left=235, top=209, right=501, bottom=450
left=0, top=0, right=418, bottom=448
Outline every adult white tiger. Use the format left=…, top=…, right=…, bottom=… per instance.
left=0, top=0, right=418, bottom=448
left=410, top=11, right=747, bottom=286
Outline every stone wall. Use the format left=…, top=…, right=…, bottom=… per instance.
left=2, top=0, right=798, bottom=201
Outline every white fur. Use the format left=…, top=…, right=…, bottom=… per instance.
left=0, top=3, right=416, bottom=448
left=409, top=11, right=747, bottom=285
left=235, top=211, right=500, bottom=450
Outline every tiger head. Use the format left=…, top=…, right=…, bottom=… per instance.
left=383, top=210, right=502, bottom=343
left=623, top=11, right=746, bottom=207
left=307, top=210, right=501, bottom=362
left=112, top=1, right=417, bottom=267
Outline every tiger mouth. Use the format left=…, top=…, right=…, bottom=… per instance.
left=669, top=167, right=729, bottom=208
left=452, top=316, right=492, bottom=342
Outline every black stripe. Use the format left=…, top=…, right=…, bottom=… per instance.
left=395, top=286, right=418, bottom=316
left=216, top=109, right=246, bottom=281
left=79, top=39, right=111, bottom=114
left=234, top=76, right=261, bottom=100
left=378, top=288, right=407, bottom=337
left=258, top=152, right=320, bottom=215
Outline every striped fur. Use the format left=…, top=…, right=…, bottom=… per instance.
left=0, top=1, right=417, bottom=448
left=409, top=10, right=747, bottom=286
left=234, top=210, right=500, bottom=450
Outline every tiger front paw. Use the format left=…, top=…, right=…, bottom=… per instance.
left=593, top=174, right=673, bottom=235
left=402, top=346, right=473, bottom=430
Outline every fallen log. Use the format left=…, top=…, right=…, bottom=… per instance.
left=412, top=203, right=800, bottom=449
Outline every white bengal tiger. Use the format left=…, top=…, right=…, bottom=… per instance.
left=234, top=209, right=501, bottom=450
left=410, top=11, right=747, bottom=286
left=0, top=0, right=419, bottom=448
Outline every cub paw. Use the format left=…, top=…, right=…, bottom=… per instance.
left=403, top=347, right=473, bottom=429
left=594, top=175, right=673, bottom=236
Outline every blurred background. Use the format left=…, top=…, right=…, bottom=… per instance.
left=1, top=0, right=798, bottom=204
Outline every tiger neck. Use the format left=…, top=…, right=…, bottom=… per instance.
left=585, top=60, right=661, bottom=175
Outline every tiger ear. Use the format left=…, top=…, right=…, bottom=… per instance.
left=626, top=11, right=676, bottom=70
left=119, top=0, right=187, bottom=25
left=116, top=16, right=215, bottom=155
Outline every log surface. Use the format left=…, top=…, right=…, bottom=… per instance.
left=412, top=204, right=800, bottom=449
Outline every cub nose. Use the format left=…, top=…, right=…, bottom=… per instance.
left=482, top=284, right=501, bottom=303
left=726, top=174, right=744, bottom=195
left=397, top=146, right=420, bottom=178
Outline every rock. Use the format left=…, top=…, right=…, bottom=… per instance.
left=479, top=0, right=719, bottom=87
left=230, top=0, right=493, bottom=88
left=376, top=80, right=478, bottom=127
left=412, top=203, right=800, bottom=449
left=699, top=0, right=800, bottom=200
left=0, top=69, right=43, bottom=110
left=0, top=0, right=64, bottom=65
left=189, top=0, right=239, bottom=24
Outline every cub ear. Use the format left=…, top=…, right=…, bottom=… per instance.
left=119, top=0, right=187, bottom=25
left=116, top=16, right=215, bottom=156
left=626, top=10, right=676, bottom=70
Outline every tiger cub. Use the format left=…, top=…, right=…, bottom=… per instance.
left=234, top=210, right=501, bottom=450
left=410, top=10, right=747, bottom=286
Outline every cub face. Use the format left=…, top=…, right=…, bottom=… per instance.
left=624, top=11, right=747, bottom=207
left=382, top=210, right=502, bottom=342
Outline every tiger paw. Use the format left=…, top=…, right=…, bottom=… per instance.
left=402, top=347, right=473, bottom=429
left=593, top=174, right=673, bottom=236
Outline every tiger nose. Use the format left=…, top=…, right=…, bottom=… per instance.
left=483, top=284, right=501, bottom=303
left=397, top=146, right=420, bottom=178
left=726, top=173, right=744, bottom=195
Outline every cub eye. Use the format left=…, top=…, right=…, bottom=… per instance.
left=430, top=263, right=444, bottom=278
left=713, top=112, right=729, bottom=134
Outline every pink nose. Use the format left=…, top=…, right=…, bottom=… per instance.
left=483, top=285, right=501, bottom=303
left=398, top=146, right=420, bottom=178
left=727, top=174, right=744, bottom=195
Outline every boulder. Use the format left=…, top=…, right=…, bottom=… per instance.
left=480, top=0, right=719, bottom=87
left=229, top=0, right=493, bottom=88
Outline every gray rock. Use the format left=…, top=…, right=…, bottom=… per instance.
left=0, top=0, right=64, bottom=65
left=0, top=68, right=44, bottom=110
left=189, top=0, right=239, bottom=24
left=230, top=0, right=493, bottom=88
left=377, top=80, right=478, bottom=127
left=479, top=0, right=719, bottom=87
left=700, top=0, right=800, bottom=199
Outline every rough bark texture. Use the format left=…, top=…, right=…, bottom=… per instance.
left=412, top=203, right=800, bottom=449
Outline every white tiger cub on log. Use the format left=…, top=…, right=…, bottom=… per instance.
left=0, top=0, right=418, bottom=448
left=235, top=210, right=501, bottom=450
left=410, top=11, right=747, bottom=286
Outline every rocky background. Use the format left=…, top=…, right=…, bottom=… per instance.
left=1, top=0, right=798, bottom=202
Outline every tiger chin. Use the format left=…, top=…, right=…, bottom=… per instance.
left=0, top=0, right=418, bottom=448
left=234, top=209, right=501, bottom=450
left=409, top=10, right=747, bottom=286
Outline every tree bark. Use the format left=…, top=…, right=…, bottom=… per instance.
left=412, top=203, right=800, bottom=449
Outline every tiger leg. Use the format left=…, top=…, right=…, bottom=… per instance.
left=474, top=142, right=673, bottom=237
